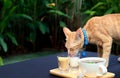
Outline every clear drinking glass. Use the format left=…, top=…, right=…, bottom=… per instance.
left=69, top=53, right=80, bottom=71
left=57, top=54, right=70, bottom=73
left=69, top=49, right=84, bottom=72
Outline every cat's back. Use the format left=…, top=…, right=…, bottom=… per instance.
left=84, top=13, right=120, bottom=40
left=86, top=13, right=120, bottom=24
left=104, top=13, right=120, bottom=17
left=84, top=13, right=120, bottom=29
left=102, top=13, right=120, bottom=20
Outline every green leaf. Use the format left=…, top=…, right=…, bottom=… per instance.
left=27, top=23, right=36, bottom=42
left=3, top=0, right=12, bottom=9
left=48, top=10, right=71, bottom=19
left=6, top=33, right=18, bottom=46
left=84, top=10, right=96, bottom=16
left=59, top=21, right=66, bottom=27
left=0, top=6, right=17, bottom=33
left=91, top=2, right=104, bottom=10
left=29, top=31, right=36, bottom=42
left=36, top=21, right=49, bottom=34
left=27, top=23, right=36, bottom=31
left=0, top=37, right=7, bottom=52
left=0, top=56, right=4, bottom=66
left=104, top=8, right=114, bottom=15
left=15, top=14, right=33, bottom=21
left=20, top=0, right=25, bottom=5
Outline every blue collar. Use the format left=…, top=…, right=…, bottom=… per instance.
left=82, top=29, right=88, bottom=46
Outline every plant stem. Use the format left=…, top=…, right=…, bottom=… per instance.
left=33, top=0, right=37, bottom=21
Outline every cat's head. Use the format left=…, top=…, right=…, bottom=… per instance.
left=63, top=27, right=84, bottom=56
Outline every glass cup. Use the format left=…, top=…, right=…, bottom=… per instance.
left=57, top=54, right=70, bottom=73
left=69, top=50, right=81, bottom=73
left=69, top=57, right=79, bottom=71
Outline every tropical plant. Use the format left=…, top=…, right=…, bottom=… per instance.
left=81, top=0, right=120, bottom=25
left=0, top=0, right=34, bottom=65
left=0, top=0, right=72, bottom=53
left=13, top=0, right=72, bottom=51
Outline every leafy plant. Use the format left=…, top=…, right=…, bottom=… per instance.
left=0, top=0, right=34, bottom=52
left=81, top=0, right=120, bottom=25
left=0, top=0, right=16, bottom=52
left=0, top=0, right=73, bottom=56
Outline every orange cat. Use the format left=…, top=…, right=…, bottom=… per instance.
left=63, top=14, right=120, bottom=67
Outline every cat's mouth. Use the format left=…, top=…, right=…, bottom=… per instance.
left=68, top=51, right=78, bottom=57
left=68, top=53, right=75, bottom=57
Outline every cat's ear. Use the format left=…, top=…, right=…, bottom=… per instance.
left=63, top=27, right=71, bottom=38
left=76, top=28, right=82, bottom=39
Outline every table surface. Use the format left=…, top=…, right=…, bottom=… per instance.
left=0, top=51, right=119, bottom=78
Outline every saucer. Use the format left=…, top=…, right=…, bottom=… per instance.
left=50, top=68, right=115, bottom=78
left=50, top=68, right=79, bottom=78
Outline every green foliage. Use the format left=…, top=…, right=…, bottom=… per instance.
left=6, top=33, right=18, bottom=46
left=0, top=56, right=4, bottom=66
left=48, top=10, right=71, bottom=19
left=0, top=36, right=7, bottom=52
left=59, top=21, right=66, bottom=28
left=0, top=0, right=71, bottom=53
left=36, top=21, right=49, bottom=34
left=0, top=0, right=17, bottom=52
left=81, top=0, right=120, bottom=25
left=14, top=14, right=33, bottom=21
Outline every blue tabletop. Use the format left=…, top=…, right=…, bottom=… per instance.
left=0, top=51, right=119, bottom=78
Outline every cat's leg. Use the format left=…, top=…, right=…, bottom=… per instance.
left=95, top=31, right=112, bottom=67
left=102, top=37, right=112, bottom=67
left=97, top=45, right=103, bottom=57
